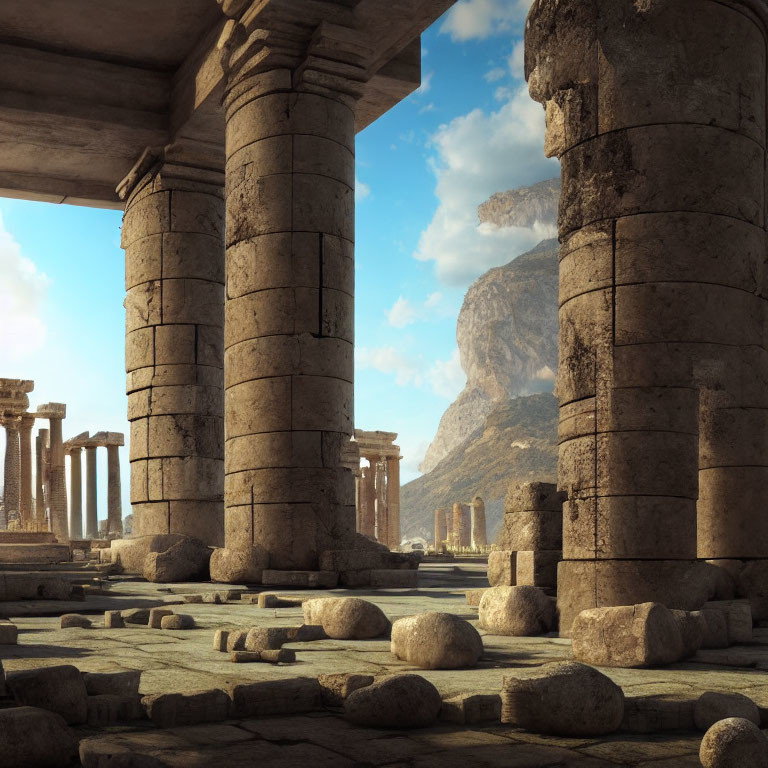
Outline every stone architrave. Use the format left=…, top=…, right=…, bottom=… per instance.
left=118, top=146, right=225, bottom=547
left=471, top=496, right=487, bottom=549
left=38, top=403, right=68, bottom=542
left=84, top=442, right=98, bottom=539
left=18, top=414, right=35, bottom=526
left=386, top=456, right=400, bottom=550
left=526, top=0, right=767, bottom=632
left=2, top=416, right=21, bottom=527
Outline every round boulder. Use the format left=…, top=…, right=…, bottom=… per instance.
left=695, top=692, right=760, bottom=732
left=303, top=597, right=389, bottom=640
left=390, top=612, right=483, bottom=669
left=700, top=718, right=768, bottom=768
left=60, top=614, right=92, bottom=629
left=479, top=586, right=555, bottom=636
left=501, top=661, right=624, bottom=736
left=345, top=674, right=441, bottom=728
left=209, top=547, right=267, bottom=583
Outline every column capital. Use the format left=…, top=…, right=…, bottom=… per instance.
left=37, top=402, right=66, bottom=420
left=1, top=414, right=22, bottom=430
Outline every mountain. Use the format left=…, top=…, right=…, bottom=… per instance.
left=400, top=392, right=558, bottom=541
left=477, top=177, right=560, bottom=229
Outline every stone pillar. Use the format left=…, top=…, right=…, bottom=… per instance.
left=107, top=444, right=123, bottom=537
left=119, top=147, right=225, bottom=547
left=221, top=37, right=357, bottom=570
left=526, top=0, right=766, bottom=632
left=445, top=507, right=454, bottom=547
left=36, top=428, right=49, bottom=523
left=358, top=463, right=376, bottom=538
left=18, top=415, right=34, bottom=527
left=452, top=503, right=471, bottom=549
left=68, top=447, right=83, bottom=540
left=471, top=496, right=487, bottom=549
left=44, top=409, right=69, bottom=542
left=385, top=457, right=400, bottom=550
left=85, top=445, right=98, bottom=539
left=2, top=416, right=20, bottom=527
left=374, top=461, right=388, bottom=547
left=434, top=508, right=447, bottom=550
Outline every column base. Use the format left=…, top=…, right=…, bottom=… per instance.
left=557, top=559, right=719, bottom=637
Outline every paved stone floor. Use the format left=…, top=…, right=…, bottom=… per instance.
left=2, top=559, right=767, bottom=765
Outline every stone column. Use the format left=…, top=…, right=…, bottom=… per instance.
left=451, top=503, right=462, bottom=549
left=2, top=416, right=20, bottom=527
left=85, top=445, right=98, bottom=539
left=434, top=508, right=447, bottom=551
left=41, top=406, right=69, bottom=542
left=374, top=461, right=388, bottom=547
left=385, top=456, right=400, bottom=550
left=445, top=507, right=454, bottom=548
left=471, top=496, right=487, bottom=549
left=107, top=444, right=123, bottom=536
left=18, top=414, right=34, bottom=527
left=68, top=447, right=83, bottom=539
left=36, top=428, right=49, bottom=523
left=358, top=463, right=376, bottom=539
left=526, top=0, right=766, bottom=632
left=119, top=147, right=225, bottom=547
left=221, top=31, right=357, bottom=570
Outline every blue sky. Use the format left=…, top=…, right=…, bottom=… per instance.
left=0, top=0, right=557, bottom=523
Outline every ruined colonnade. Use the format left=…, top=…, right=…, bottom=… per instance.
left=433, top=496, right=487, bottom=551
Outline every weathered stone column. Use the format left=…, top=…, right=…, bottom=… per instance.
left=358, top=463, right=376, bottom=539
left=434, top=508, right=447, bottom=550
left=471, top=496, right=487, bottom=549
left=374, top=461, right=388, bottom=547
left=84, top=444, right=98, bottom=539
left=107, top=443, right=123, bottom=537
left=119, top=147, right=225, bottom=546
left=452, top=503, right=471, bottom=549
left=39, top=405, right=68, bottom=542
left=18, top=414, right=34, bottom=527
left=526, top=0, right=766, bottom=632
left=220, top=24, right=358, bottom=570
left=385, top=456, right=400, bottom=550
left=2, top=416, right=20, bottom=528
left=68, top=447, right=83, bottom=539
left=36, top=428, right=49, bottom=523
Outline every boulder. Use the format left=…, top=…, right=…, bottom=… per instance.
left=345, top=674, right=441, bottom=728
left=148, top=608, right=174, bottom=629
left=318, top=673, right=374, bottom=707
left=302, top=597, right=390, bottom=639
left=487, top=550, right=516, bottom=587
left=571, top=603, right=684, bottom=668
left=700, top=718, right=768, bottom=768
left=110, top=534, right=187, bottom=574
left=0, top=706, right=78, bottom=768
left=478, top=585, right=555, bottom=636
left=142, top=536, right=211, bottom=583
left=694, top=692, right=760, bottom=732
left=121, top=608, right=150, bottom=625
left=160, top=614, right=195, bottom=630
left=501, top=661, right=624, bottom=736
left=390, top=612, right=483, bottom=669
left=6, top=665, right=89, bottom=724
left=60, top=614, right=92, bottom=629
left=209, top=547, right=267, bottom=583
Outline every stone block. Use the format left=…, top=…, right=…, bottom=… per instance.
left=697, top=608, right=730, bottom=650
left=120, top=608, right=151, bottom=625
left=505, top=482, right=564, bottom=513
left=702, top=600, right=753, bottom=644
left=148, top=607, right=174, bottom=629
left=345, top=674, right=441, bottom=729
left=256, top=593, right=307, bottom=609
left=369, top=569, right=417, bottom=588
left=6, top=665, right=88, bottom=725
left=487, top=550, right=516, bottom=587
left=261, top=570, right=339, bottom=588
left=465, top=588, right=489, bottom=607
left=142, top=689, right=230, bottom=728
left=209, top=547, right=266, bottom=583
left=213, top=630, right=229, bottom=652
left=103, top=610, right=124, bottom=629
left=86, top=694, right=144, bottom=727
left=291, top=624, right=327, bottom=642
left=338, top=570, right=371, bottom=587
left=0, top=621, right=18, bottom=644
left=516, top=550, right=560, bottom=589
left=82, top=671, right=141, bottom=698
left=244, top=627, right=290, bottom=651
left=231, top=649, right=295, bottom=664
left=303, top=597, right=390, bottom=639
left=440, top=693, right=501, bottom=725
left=160, top=614, right=195, bottom=630
left=228, top=677, right=322, bottom=718
left=184, top=594, right=204, bottom=603
left=479, top=586, right=555, bottom=636
left=226, top=629, right=248, bottom=652
left=0, top=706, right=78, bottom=768
left=318, top=673, right=374, bottom=708
left=504, top=509, right=562, bottom=551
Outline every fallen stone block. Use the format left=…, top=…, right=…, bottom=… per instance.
left=571, top=603, right=685, bottom=668
left=478, top=585, right=555, bottom=636
left=0, top=621, right=18, bottom=644
left=244, top=627, right=291, bottom=651
left=104, top=610, right=125, bottom=628
left=256, top=593, right=307, bottom=609
left=209, top=546, right=267, bottom=583
left=60, top=614, right=92, bottom=629
left=697, top=608, right=729, bottom=649
left=142, top=688, right=230, bottom=728
left=391, top=612, right=483, bottom=669
left=231, top=648, right=296, bottom=664
left=183, top=594, right=204, bottom=603
left=303, top=597, right=390, bottom=639
left=671, top=609, right=704, bottom=658
left=82, top=670, right=141, bottom=698
left=148, top=607, right=174, bottom=629
left=226, top=629, right=248, bottom=651
left=515, top=549, right=560, bottom=589
left=345, top=674, right=441, bottom=729
left=0, top=573, right=74, bottom=602
left=318, top=673, right=374, bottom=707
left=291, top=624, right=328, bottom=641
left=502, top=661, right=624, bottom=736
left=6, top=664, right=89, bottom=725
left=160, top=614, right=194, bottom=630
left=0, top=706, right=78, bottom=768
left=695, top=692, right=760, bottom=732
left=369, top=569, right=418, bottom=588
left=86, top=694, right=144, bottom=727
left=110, top=534, right=188, bottom=574
left=700, top=717, right=768, bottom=768
left=142, top=536, right=211, bottom=583
left=440, top=693, right=501, bottom=725
left=213, top=629, right=229, bottom=652
left=121, top=608, right=150, bottom=625
left=228, top=677, right=322, bottom=718
left=504, top=508, right=563, bottom=551
left=487, top=550, right=516, bottom=587
left=261, top=570, right=339, bottom=588
left=703, top=600, right=753, bottom=644
left=465, top=588, right=488, bottom=607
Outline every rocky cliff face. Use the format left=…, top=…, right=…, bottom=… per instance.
left=477, top=177, right=560, bottom=229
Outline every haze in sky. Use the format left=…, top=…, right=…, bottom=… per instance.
left=0, top=0, right=557, bottom=522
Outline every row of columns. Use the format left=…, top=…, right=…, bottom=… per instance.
left=433, top=496, right=487, bottom=551
left=357, top=454, right=401, bottom=549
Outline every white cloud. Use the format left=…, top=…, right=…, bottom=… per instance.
left=355, top=176, right=371, bottom=202
left=356, top=347, right=423, bottom=388
left=416, top=71, right=434, bottom=95
left=484, top=67, right=506, bottom=82
left=508, top=39, right=525, bottom=78
left=424, top=292, right=443, bottom=308
left=0, top=213, right=48, bottom=364
left=387, top=297, right=418, bottom=329
left=419, top=102, right=436, bottom=115
left=414, top=83, right=558, bottom=286
left=428, top=348, right=466, bottom=400
left=440, top=0, right=530, bottom=41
